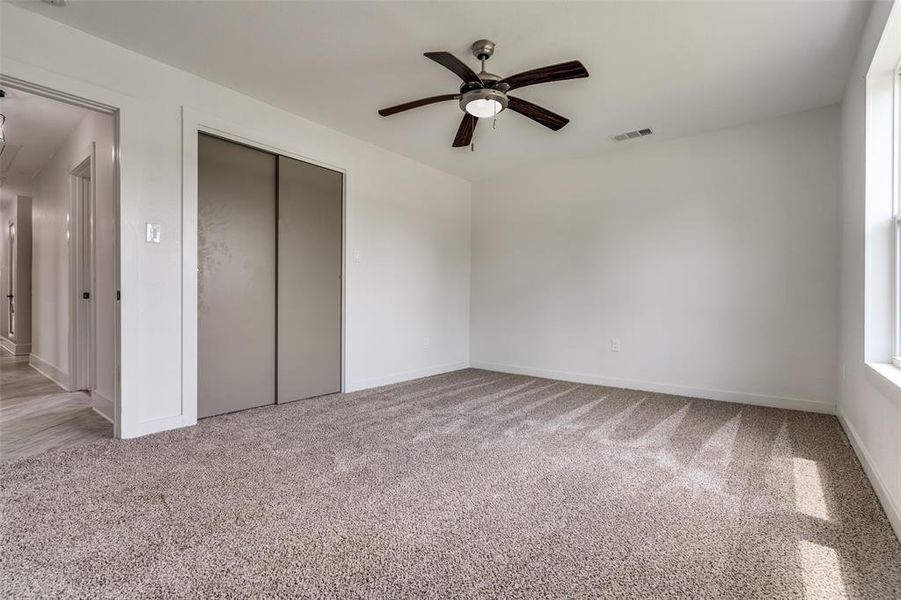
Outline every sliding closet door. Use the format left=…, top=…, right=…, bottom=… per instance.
left=198, top=134, right=277, bottom=418
left=277, top=156, right=342, bottom=402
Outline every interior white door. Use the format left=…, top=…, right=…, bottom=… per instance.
left=6, top=221, right=15, bottom=339
left=74, top=166, right=95, bottom=391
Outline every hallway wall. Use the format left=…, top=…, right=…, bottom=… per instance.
left=30, top=109, right=116, bottom=404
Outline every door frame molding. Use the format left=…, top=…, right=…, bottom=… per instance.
left=0, top=70, right=124, bottom=438
left=181, top=106, right=347, bottom=427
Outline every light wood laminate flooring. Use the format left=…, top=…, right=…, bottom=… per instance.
left=1, top=348, right=112, bottom=461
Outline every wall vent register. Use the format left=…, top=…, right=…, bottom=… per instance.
left=610, top=127, right=654, bottom=142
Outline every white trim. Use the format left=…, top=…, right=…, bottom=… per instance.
left=133, top=414, right=192, bottom=438
left=0, top=336, right=30, bottom=356
left=345, top=362, right=470, bottom=392
left=837, top=408, right=901, bottom=542
left=893, top=64, right=901, bottom=357
left=864, top=362, right=901, bottom=409
left=29, top=353, right=70, bottom=390
left=181, top=105, right=348, bottom=427
left=91, top=391, right=115, bottom=424
left=470, top=361, right=834, bottom=414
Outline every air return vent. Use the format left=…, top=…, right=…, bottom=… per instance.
left=610, top=127, right=654, bottom=142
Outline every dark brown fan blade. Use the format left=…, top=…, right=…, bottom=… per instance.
left=424, top=52, right=482, bottom=86
left=378, top=94, right=459, bottom=116
left=506, top=96, right=570, bottom=131
left=499, top=60, right=588, bottom=91
left=452, top=113, right=477, bottom=147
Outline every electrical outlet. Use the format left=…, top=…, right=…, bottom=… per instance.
left=610, top=338, right=621, bottom=352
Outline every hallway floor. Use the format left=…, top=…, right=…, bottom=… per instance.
left=0, top=348, right=112, bottom=461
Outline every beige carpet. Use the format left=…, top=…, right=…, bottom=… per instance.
left=1, top=369, right=899, bottom=598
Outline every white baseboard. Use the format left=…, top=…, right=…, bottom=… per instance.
left=126, top=362, right=470, bottom=440
left=1, top=336, right=31, bottom=356
left=837, top=409, right=901, bottom=541
left=126, top=414, right=192, bottom=439
left=346, top=361, right=470, bottom=392
left=29, top=353, right=70, bottom=390
left=91, top=391, right=115, bottom=424
left=469, top=361, right=834, bottom=414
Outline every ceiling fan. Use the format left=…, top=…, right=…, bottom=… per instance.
left=378, top=40, right=589, bottom=148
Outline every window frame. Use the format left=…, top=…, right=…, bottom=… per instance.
left=892, top=59, right=901, bottom=368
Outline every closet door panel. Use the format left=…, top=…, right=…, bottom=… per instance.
left=277, top=156, right=342, bottom=402
left=198, top=134, right=277, bottom=417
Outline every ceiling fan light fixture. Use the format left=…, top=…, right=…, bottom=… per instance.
left=377, top=41, right=589, bottom=147
left=461, top=88, right=507, bottom=119
left=465, top=98, right=502, bottom=118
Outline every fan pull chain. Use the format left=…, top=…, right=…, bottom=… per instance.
left=471, top=142, right=475, bottom=152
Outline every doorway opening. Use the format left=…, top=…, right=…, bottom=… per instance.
left=0, top=78, right=120, bottom=460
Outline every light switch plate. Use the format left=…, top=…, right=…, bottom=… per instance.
left=146, top=223, right=161, bottom=244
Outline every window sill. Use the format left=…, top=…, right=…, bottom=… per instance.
left=864, top=362, right=901, bottom=409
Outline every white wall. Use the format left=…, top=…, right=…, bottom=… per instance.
left=2, top=4, right=471, bottom=437
left=471, top=105, right=840, bottom=413
left=30, top=147, right=67, bottom=374
left=838, top=0, right=901, bottom=538
left=28, top=109, right=116, bottom=403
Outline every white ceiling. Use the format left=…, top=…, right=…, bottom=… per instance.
left=17, top=1, right=871, bottom=181
left=0, top=87, right=91, bottom=182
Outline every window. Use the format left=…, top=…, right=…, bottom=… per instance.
left=893, top=61, right=901, bottom=368
left=863, top=3, right=901, bottom=401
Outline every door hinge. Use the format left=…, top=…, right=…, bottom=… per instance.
left=116, top=290, right=121, bottom=301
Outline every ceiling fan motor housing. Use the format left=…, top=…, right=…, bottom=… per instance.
left=471, top=39, right=496, bottom=61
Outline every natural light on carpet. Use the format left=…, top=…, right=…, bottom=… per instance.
left=799, top=540, right=846, bottom=598
left=793, top=457, right=829, bottom=521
